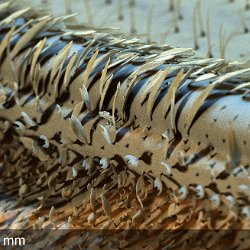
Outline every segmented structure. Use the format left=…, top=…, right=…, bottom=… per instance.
left=0, top=2, right=249, bottom=249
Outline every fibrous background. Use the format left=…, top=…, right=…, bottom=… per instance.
left=0, top=1, right=249, bottom=249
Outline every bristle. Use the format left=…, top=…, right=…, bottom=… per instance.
left=0, top=2, right=249, bottom=249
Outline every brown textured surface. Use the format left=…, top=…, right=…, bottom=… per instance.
left=1, top=141, right=249, bottom=249
left=0, top=1, right=249, bottom=249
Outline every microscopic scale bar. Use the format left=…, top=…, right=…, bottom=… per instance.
left=0, top=2, right=249, bottom=249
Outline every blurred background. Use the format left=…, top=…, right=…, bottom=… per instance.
left=27, top=0, right=250, bottom=60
